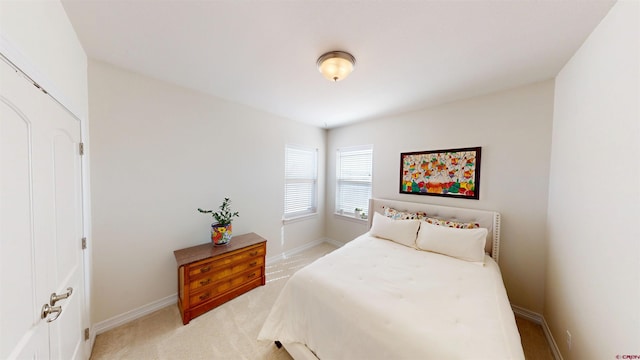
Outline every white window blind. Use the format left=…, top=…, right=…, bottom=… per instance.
left=284, top=145, right=317, bottom=219
left=336, top=145, right=373, bottom=217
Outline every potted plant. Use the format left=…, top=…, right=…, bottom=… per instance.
left=197, top=197, right=239, bottom=245
left=354, top=208, right=363, bottom=218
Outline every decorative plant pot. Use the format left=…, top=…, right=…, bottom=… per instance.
left=211, top=223, right=232, bottom=246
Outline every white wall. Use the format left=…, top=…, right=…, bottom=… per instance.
left=88, top=60, right=326, bottom=324
left=545, top=1, right=639, bottom=358
left=0, top=1, right=88, bottom=119
left=327, top=80, right=555, bottom=312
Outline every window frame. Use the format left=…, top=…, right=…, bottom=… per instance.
left=335, top=144, right=373, bottom=220
left=283, top=144, right=318, bottom=221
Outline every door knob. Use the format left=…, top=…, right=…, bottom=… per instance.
left=50, top=287, right=73, bottom=306
left=41, top=303, right=62, bottom=323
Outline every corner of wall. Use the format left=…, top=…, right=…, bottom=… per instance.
left=512, top=305, right=563, bottom=360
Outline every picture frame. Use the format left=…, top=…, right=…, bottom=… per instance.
left=400, top=147, right=481, bottom=200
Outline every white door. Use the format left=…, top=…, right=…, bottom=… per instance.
left=0, top=58, right=87, bottom=359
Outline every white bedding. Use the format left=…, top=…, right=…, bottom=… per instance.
left=258, top=233, right=524, bottom=359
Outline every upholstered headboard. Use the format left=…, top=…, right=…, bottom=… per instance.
left=368, top=198, right=502, bottom=262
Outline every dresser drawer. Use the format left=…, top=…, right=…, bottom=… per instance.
left=188, top=257, right=264, bottom=291
left=187, top=244, right=265, bottom=277
left=189, top=267, right=263, bottom=307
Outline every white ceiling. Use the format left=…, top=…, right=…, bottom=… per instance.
left=62, top=0, right=615, bottom=129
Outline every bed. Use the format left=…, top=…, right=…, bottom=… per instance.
left=258, top=198, right=524, bottom=359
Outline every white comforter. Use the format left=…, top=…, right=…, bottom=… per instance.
left=258, top=234, right=524, bottom=359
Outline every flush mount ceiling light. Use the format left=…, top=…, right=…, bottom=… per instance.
left=317, top=51, right=356, bottom=82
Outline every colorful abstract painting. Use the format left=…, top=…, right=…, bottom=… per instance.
left=400, top=147, right=481, bottom=199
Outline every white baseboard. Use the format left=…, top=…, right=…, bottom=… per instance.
left=540, top=316, right=563, bottom=360
left=93, top=294, right=177, bottom=335
left=324, top=237, right=346, bottom=248
left=512, top=304, right=543, bottom=323
left=512, top=305, right=563, bottom=360
left=94, top=239, right=342, bottom=336
left=266, top=238, right=342, bottom=265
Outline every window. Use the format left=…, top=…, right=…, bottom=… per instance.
left=336, top=145, right=373, bottom=218
left=284, top=145, right=318, bottom=219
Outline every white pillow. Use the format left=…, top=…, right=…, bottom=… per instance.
left=370, top=212, right=420, bottom=248
left=416, top=221, right=487, bottom=263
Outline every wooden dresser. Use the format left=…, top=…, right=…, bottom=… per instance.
left=174, top=232, right=267, bottom=325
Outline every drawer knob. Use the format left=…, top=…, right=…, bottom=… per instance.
left=249, top=261, right=257, bottom=267
left=200, top=279, right=211, bottom=286
left=199, top=292, right=210, bottom=301
left=200, top=266, right=211, bottom=273
left=247, top=273, right=256, bottom=279
left=250, top=251, right=258, bottom=256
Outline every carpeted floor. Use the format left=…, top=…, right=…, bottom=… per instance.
left=90, top=242, right=553, bottom=360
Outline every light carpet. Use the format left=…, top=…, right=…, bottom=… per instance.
left=90, top=243, right=336, bottom=360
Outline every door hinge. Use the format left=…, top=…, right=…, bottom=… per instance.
left=79, top=142, right=84, bottom=156
left=33, top=81, right=48, bottom=94
left=81, top=237, right=87, bottom=250
left=84, top=328, right=90, bottom=341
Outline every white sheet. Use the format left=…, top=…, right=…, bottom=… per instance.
left=258, top=234, right=524, bottom=359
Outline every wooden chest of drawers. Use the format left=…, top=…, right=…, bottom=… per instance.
left=174, top=232, right=267, bottom=324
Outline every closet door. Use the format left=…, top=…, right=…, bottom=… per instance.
left=1, top=59, right=86, bottom=359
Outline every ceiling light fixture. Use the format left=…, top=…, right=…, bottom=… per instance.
left=317, top=51, right=356, bottom=82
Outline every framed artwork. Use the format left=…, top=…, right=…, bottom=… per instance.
left=400, top=147, right=481, bottom=200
